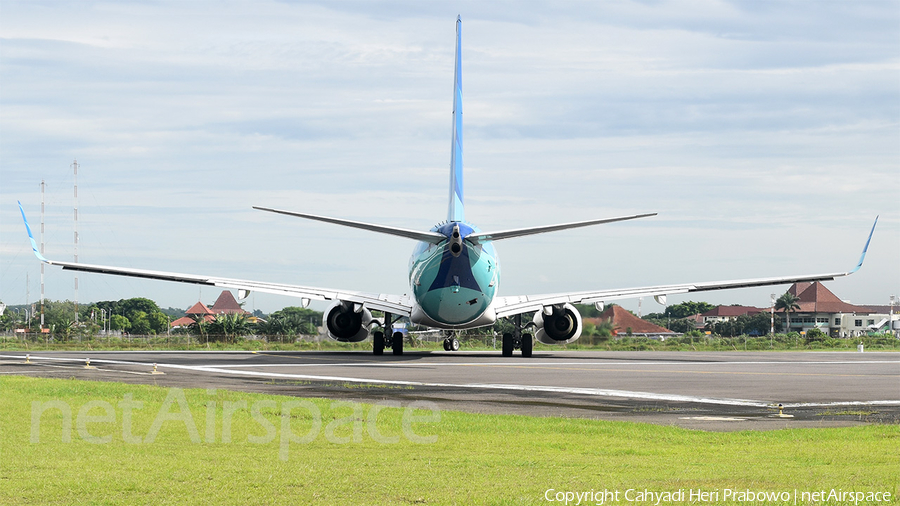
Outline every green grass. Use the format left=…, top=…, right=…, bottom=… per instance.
left=818, top=410, right=879, bottom=417
left=2, top=376, right=898, bottom=505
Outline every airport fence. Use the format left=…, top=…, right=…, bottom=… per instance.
left=2, top=330, right=896, bottom=351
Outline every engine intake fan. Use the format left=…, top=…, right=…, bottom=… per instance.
left=532, top=303, right=582, bottom=345
left=325, top=300, right=373, bottom=342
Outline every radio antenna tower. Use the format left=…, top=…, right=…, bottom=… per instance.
left=41, top=179, right=45, bottom=329
left=73, top=159, right=79, bottom=323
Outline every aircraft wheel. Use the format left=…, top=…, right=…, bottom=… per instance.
left=450, top=338, right=460, bottom=351
left=521, top=333, right=533, bottom=357
left=442, top=338, right=451, bottom=351
left=502, top=333, right=513, bottom=357
left=392, top=331, right=404, bottom=355
left=373, top=331, right=385, bottom=355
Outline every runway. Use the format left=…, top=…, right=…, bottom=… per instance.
left=2, top=350, right=898, bottom=431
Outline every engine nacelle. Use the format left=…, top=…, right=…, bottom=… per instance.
left=324, top=300, right=373, bottom=343
left=532, top=303, right=583, bottom=345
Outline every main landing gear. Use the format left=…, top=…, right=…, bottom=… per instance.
left=502, top=313, right=533, bottom=358
left=442, top=336, right=460, bottom=351
left=373, top=311, right=404, bottom=356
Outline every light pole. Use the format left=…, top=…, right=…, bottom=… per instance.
left=770, top=293, right=776, bottom=348
left=891, top=295, right=896, bottom=338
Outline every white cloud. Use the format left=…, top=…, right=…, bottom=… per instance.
left=2, top=1, right=897, bottom=314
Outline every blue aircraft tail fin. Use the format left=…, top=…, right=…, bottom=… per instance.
left=448, top=16, right=464, bottom=223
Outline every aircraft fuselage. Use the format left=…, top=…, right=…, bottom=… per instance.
left=408, top=221, right=498, bottom=328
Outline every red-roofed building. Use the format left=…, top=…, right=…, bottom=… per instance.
left=779, top=282, right=891, bottom=337
left=170, top=301, right=214, bottom=328
left=185, top=301, right=214, bottom=316
left=586, top=305, right=676, bottom=337
left=698, top=305, right=765, bottom=325
left=210, top=290, right=247, bottom=315
left=170, top=291, right=249, bottom=328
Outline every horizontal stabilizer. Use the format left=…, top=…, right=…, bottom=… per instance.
left=469, top=213, right=657, bottom=243
left=253, top=206, right=446, bottom=244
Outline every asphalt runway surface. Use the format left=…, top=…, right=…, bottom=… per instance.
left=2, top=350, right=898, bottom=431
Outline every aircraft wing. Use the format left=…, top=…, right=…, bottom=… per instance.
left=17, top=202, right=413, bottom=316
left=492, top=217, right=878, bottom=318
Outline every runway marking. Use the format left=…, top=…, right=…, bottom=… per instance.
left=4, top=354, right=899, bottom=409
left=3, top=354, right=897, bottom=368
left=4, top=355, right=898, bottom=381
left=159, top=363, right=899, bottom=380
left=204, top=360, right=900, bottom=366
left=185, top=366, right=900, bottom=408
left=453, top=364, right=893, bottom=379
left=5, top=361, right=155, bottom=376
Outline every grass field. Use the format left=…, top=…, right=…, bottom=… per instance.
left=2, top=376, right=898, bottom=505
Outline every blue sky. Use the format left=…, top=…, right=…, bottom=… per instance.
left=2, top=1, right=898, bottom=315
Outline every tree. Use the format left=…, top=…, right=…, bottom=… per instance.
left=743, top=312, right=780, bottom=336
left=216, top=313, right=250, bottom=341
left=667, top=318, right=698, bottom=333
left=263, top=314, right=291, bottom=338
left=43, top=300, right=77, bottom=331
left=51, top=318, right=76, bottom=341
left=264, top=307, right=321, bottom=336
left=109, top=314, right=129, bottom=331
left=118, top=298, right=160, bottom=320
left=775, top=292, right=801, bottom=334
left=160, top=307, right=186, bottom=320
left=191, top=315, right=210, bottom=344
left=205, top=313, right=251, bottom=342
left=149, top=311, right=170, bottom=334
left=594, top=320, right=614, bottom=340
left=129, top=311, right=152, bottom=335
left=0, top=310, right=15, bottom=332
left=667, top=301, right=715, bottom=319
left=806, top=327, right=827, bottom=343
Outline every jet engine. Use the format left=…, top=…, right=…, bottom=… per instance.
left=324, top=300, right=373, bottom=342
left=532, top=303, right=583, bottom=345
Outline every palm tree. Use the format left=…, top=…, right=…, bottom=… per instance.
left=775, top=292, right=801, bottom=334
left=219, top=313, right=249, bottom=342
left=190, top=314, right=210, bottom=346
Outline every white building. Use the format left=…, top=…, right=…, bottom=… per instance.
left=781, top=282, right=896, bottom=338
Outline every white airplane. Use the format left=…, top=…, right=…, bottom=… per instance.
left=19, top=17, right=877, bottom=357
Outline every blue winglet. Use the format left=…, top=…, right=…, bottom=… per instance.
left=850, top=215, right=878, bottom=274
left=17, top=201, right=48, bottom=263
